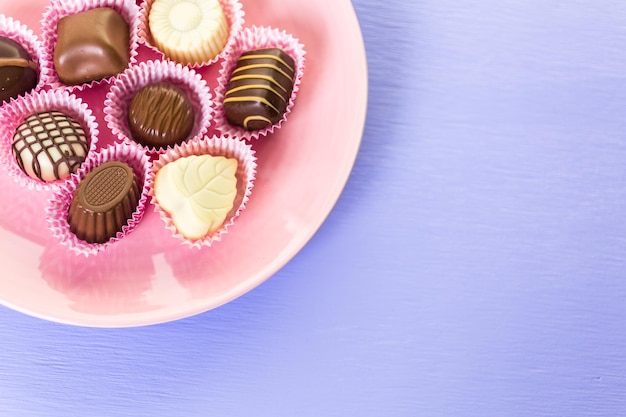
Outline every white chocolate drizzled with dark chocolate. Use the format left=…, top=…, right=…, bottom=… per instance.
left=11, top=111, right=89, bottom=182
left=223, top=48, right=295, bottom=131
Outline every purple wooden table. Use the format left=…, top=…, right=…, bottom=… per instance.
left=2, top=1, right=626, bottom=415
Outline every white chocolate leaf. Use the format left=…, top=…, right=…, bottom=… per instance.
left=155, top=154, right=238, bottom=239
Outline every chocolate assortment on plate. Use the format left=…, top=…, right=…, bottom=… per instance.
left=0, top=0, right=305, bottom=255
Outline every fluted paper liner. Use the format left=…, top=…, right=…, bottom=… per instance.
left=213, top=26, right=306, bottom=141
left=0, top=89, right=99, bottom=191
left=148, top=135, right=256, bottom=248
left=0, top=15, right=47, bottom=103
left=138, top=0, right=244, bottom=68
left=46, top=142, right=152, bottom=257
left=39, top=0, right=140, bottom=91
left=104, top=59, right=213, bottom=156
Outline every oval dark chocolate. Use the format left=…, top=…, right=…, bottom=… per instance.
left=0, top=36, right=38, bottom=103
left=127, top=82, right=195, bottom=148
left=223, top=48, right=295, bottom=131
left=68, top=161, right=140, bottom=244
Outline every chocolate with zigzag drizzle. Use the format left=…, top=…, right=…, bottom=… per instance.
left=223, top=48, right=295, bottom=131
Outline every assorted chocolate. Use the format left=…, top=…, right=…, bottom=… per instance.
left=223, top=48, right=295, bottom=131
left=54, top=7, right=130, bottom=85
left=0, top=36, right=38, bottom=103
left=68, top=161, right=140, bottom=243
left=153, top=154, right=238, bottom=240
left=148, top=0, right=228, bottom=65
left=1, top=3, right=302, bottom=253
left=128, top=82, right=194, bottom=148
left=11, top=111, right=89, bottom=182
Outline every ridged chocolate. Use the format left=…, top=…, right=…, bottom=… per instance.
left=68, top=161, right=140, bottom=244
left=128, top=82, right=194, bottom=148
left=223, top=48, right=295, bottom=131
left=148, top=0, right=228, bottom=65
left=0, top=36, right=38, bottom=103
left=12, top=111, right=89, bottom=182
left=54, top=7, right=130, bottom=85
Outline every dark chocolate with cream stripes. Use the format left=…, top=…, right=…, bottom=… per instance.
left=223, top=48, right=295, bottom=131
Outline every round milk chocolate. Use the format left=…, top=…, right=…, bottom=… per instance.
left=127, top=82, right=194, bottom=148
left=68, top=161, right=140, bottom=244
left=0, top=36, right=38, bottom=103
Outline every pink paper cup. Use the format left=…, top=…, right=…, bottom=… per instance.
left=46, top=142, right=152, bottom=257
left=148, top=135, right=256, bottom=248
left=138, top=0, right=244, bottom=68
left=0, top=89, right=99, bottom=191
left=213, top=26, right=306, bottom=141
left=39, top=0, right=140, bottom=91
left=0, top=15, right=47, bottom=104
left=104, top=59, right=213, bottom=156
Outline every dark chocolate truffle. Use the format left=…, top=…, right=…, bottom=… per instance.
left=127, top=82, right=194, bottom=148
left=12, top=110, right=89, bottom=182
left=68, top=161, right=141, bottom=244
left=0, top=36, right=38, bottom=103
left=54, top=7, right=130, bottom=85
left=223, top=48, right=295, bottom=131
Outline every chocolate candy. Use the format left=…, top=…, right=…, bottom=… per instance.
left=223, top=48, right=295, bottom=131
left=154, top=154, right=238, bottom=240
left=12, top=111, right=89, bottom=182
left=54, top=7, right=130, bottom=85
left=68, top=161, right=141, bottom=244
left=0, top=36, right=38, bottom=103
left=128, top=82, right=194, bottom=148
left=148, top=0, right=228, bottom=65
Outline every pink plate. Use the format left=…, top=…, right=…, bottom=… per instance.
left=0, top=0, right=367, bottom=327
